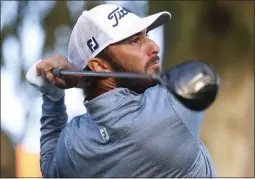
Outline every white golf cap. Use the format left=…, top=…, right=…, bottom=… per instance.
left=68, top=4, right=171, bottom=70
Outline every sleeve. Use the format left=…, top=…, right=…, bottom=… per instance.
left=40, top=94, right=68, bottom=177
left=167, top=91, right=205, bottom=141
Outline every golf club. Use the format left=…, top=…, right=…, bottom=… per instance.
left=52, top=60, right=220, bottom=111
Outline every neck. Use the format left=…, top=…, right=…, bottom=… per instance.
left=90, top=78, right=118, bottom=99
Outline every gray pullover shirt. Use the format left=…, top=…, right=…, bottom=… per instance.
left=40, top=85, right=216, bottom=177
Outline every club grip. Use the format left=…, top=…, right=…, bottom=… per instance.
left=52, top=68, right=62, bottom=77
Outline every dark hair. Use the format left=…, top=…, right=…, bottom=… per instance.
left=79, top=48, right=110, bottom=101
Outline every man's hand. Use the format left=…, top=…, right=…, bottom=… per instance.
left=26, top=54, right=81, bottom=101
left=36, top=54, right=80, bottom=89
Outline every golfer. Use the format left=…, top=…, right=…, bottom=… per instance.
left=27, top=4, right=216, bottom=177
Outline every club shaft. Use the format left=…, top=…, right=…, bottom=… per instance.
left=53, top=69, right=159, bottom=80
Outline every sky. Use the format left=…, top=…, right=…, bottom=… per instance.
left=1, top=0, right=164, bottom=154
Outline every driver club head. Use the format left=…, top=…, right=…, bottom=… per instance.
left=160, top=60, right=220, bottom=111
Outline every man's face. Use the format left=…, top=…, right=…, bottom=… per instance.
left=106, top=29, right=161, bottom=93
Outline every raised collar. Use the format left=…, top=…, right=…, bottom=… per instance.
left=83, top=88, right=136, bottom=121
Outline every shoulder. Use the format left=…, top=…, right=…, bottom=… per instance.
left=65, top=113, right=88, bottom=133
left=132, top=85, right=205, bottom=140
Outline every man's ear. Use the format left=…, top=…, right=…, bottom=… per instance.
left=87, top=58, right=112, bottom=72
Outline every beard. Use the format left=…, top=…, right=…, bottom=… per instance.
left=107, top=57, right=159, bottom=94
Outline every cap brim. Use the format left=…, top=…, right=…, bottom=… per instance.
left=110, top=11, right=171, bottom=45
left=144, top=11, right=172, bottom=31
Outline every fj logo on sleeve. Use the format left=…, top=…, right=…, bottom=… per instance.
left=87, top=36, right=99, bottom=53
left=108, top=7, right=132, bottom=27
left=100, top=127, right=109, bottom=141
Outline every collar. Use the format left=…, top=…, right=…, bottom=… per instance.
left=83, top=88, right=136, bottom=121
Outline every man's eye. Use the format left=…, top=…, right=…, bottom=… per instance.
left=132, top=37, right=141, bottom=44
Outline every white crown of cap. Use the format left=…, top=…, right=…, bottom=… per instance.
left=68, top=4, right=171, bottom=70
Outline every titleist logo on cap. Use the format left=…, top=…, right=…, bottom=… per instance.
left=108, top=7, right=132, bottom=27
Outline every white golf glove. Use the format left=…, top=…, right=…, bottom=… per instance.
left=26, top=60, right=65, bottom=101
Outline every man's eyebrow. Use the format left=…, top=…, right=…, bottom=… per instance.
left=118, top=30, right=148, bottom=44
left=132, top=32, right=142, bottom=37
left=122, top=32, right=141, bottom=42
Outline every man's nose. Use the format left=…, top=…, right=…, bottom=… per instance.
left=146, top=38, right=160, bottom=56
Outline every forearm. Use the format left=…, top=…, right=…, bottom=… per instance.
left=40, top=95, right=67, bottom=176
